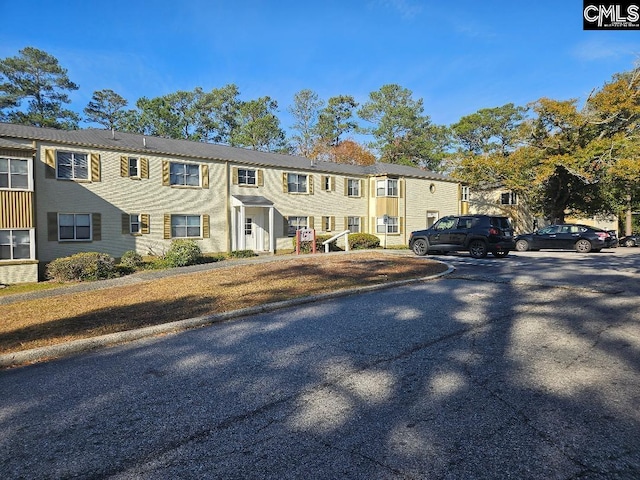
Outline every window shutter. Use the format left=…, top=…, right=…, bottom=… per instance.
left=232, top=167, right=239, bottom=185
left=257, top=169, right=264, bottom=186
left=399, top=179, right=405, bottom=198
left=360, top=216, right=365, bottom=233
left=308, top=216, right=314, bottom=229
left=321, top=175, right=327, bottom=191
left=91, top=154, right=101, bottom=182
left=399, top=217, right=404, bottom=234
left=330, top=177, right=335, bottom=192
left=162, top=161, right=170, bottom=186
left=344, top=217, right=348, bottom=230
left=47, top=212, right=58, bottom=241
left=371, top=217, right=376, bottom=234
left=344, top=179, right=348, bottom=196
left=202, top=214, right=210, bottom=238
left=370, top=180, right=375, bottom=197
left=282, top=173, right=288, bottom=192
left=360, top=179, right=364, bottom=198
left=330, top=216, right=335, bottom=231
left=45, top=149, right=56, bottom=178
left=201, top=164, right=209, bottom=188
left=308, top=175, right=314, bottom=194
left=141, top=158, right=149, bottom=179
left=141, top=214, right=150, bottom=234
left=163, top=214, right=171, bottom=239
left=122, top=214, right=130, bottom=234
left=120, top=156, right=128, bottom=177
left=283, top=216, right=290, bottom=236
left=92, top=213, right=101, bottom=241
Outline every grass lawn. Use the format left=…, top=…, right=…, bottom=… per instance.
left=0, top=252, right=448, bottom=356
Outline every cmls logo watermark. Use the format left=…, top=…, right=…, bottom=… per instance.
left=583, top=1, right=640, bottom=29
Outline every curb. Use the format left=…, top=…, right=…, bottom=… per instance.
left=0, top=265, right=454, bottom=369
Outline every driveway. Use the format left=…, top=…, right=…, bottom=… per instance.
left=0, top=249, right=639, bottom=479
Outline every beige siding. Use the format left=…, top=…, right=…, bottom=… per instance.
left=0, top=261, right=39, bottom=284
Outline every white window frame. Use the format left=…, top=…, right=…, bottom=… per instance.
left=461, top=186, right=470, bottom=202
left=376, top=178, right=398, bottom=197
left=0, top=157, right=31, bottom=190
left=0, top=228, right=34, bottom=261
left=287, top=173, right=308, bottom=193
left=56, top=151, right=89, bottom=180
left=128, top=157, right=140, bottom=178
left=130, top=214, right=141, bottom=234
left=58, top=213, right=92, bottom=241
left=238, top=168, right=257, bottom=186
left=170, top=162, right=200, bottom=187
left=171, top=214, right=202, bottom=238
left=376, top=216, right=399, bottom=234
left=287, top=216, right=308, bottom=237
left=323, top=176, right=331, bottom=191
left=347, top=216, right=360, bottom=233
left=500, top=191, right=517, bottom=205
left=347, top=179, right=360, bottom=197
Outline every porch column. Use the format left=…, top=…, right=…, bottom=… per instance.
left=239, top=205, right=246, bottom=250
left=269, top=206, right=275, bottom=253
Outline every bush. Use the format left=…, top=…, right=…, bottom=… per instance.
left=228, top=250, right=257, bottom=259
left=348, top=233, right=380, bottom=250
left=119, top=250, right=143, bottom=269
left=163, top=239, right=202, bottom=267
left=46, top=252, right=118, bottom=282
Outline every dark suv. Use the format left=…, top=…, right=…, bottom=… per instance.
left=409, top=215, right=516, bottom=258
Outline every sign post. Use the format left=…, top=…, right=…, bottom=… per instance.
left=296, top=228, right=316, bottom=254
left=383, top=214, right=389, bottom=249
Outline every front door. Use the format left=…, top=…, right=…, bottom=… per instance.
left=242, top=208, right=265, bottom=251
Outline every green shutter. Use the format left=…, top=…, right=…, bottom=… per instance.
left=47, top=212, right=58, bottom=241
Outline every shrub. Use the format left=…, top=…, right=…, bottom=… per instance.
left=348, top=233, right=380, bottom=250
left=228, top=250, right=257, bottom=259
left=46, top=252, right=118, bottom=282
left=119, top=250, right=143, bottom=269
left=163, top=239, right=202, bottom=267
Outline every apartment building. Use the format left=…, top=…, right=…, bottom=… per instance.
left=0, top=123, right=467, bottom=283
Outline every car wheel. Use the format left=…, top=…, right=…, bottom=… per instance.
left=515, top=239, right=529, bottom=252
left=575, top=239, right=592, bottom=253
left=624, top=239, right=636, bottom=247
left=469, top=240, right=488, bottom=258
left=492, top=250, right=509, bottom=258
left=412, top=238, right=429, bottom=256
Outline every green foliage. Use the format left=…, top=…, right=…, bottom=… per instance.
left=230, top=96, right=290, bottom=152
left=348, top=233, right=380, bottom=250
left=46, top=252, right=117, bottom=282
left=228, top=250, right=258, bottom=259
left=289, top=89, right=323, bottom=157
left=84, top=89, right=128, bottom=130
left=316, top=95, right=359, bottom=147
left=119, top=250, right=143, bottom=269
left=164, top=240, right=202, bottom=267
left=0, top=47, right=79, bottom=129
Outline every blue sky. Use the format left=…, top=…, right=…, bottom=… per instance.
left=1, top=0, right=639, bottom=132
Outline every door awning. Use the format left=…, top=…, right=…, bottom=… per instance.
left=231, top=195, right=274, bottom=207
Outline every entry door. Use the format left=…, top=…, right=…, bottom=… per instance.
left=244, top=217, right=256, bottom=250
left=243, top=208, right=265, bottom=251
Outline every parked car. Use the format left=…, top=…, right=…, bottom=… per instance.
left=619, top=234, right=640, bottom=247
left=514, top=224, right=611, bottom=253
left=606, top=230, right=619, bottom=248
left=409, top=214, right=516, bottom=259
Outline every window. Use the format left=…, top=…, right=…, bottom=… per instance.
left=287, top=173, right=308, bottom=193
left=59, top=214, right=91, bottom=241
left=128, top=157, right=139, bottom=177
left=500, top=191, right=517, bottom=205
left=321, top=176, right=333, bottom=191
left=377, top=216, right=399, bottom=234
left=238, top=169, right=256, bottom=186
left=322, top=216, right=334, bottom=232
left=347, top=179, right=360, bottom=197
left=376, top=178, right=398, bottom=197
left=461, top=186, right=470, bottom=202
left=245, top=217, right=252, bottom=235
left=171, top=215, right=202, bottom=238
left=0, top=229, right=32, bottom=260
left=130, top=214, right=141, bottom=234
left=57, top=151, right=88, bottom=180
left=0, top=158, right=29, bottom=190
left=433, top=217, right=457, bottom=231
left=287, top=216, right=308, bottom=237
left=347, top=216, right=360, bottom=233
left=170, top=162, right=200, bottom=186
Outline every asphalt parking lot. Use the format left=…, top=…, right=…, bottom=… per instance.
left=0, top=248, right=639, bottom=479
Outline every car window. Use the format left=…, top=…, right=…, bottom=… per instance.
left=434, top=217, right=457, bottom=230
left=538, top=226, right=559, bottom=234
left=457, top=218, right=473, bottom=229
left=491, top=217, right=512, bottom=229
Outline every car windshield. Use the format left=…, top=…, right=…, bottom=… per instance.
left=434, top=218, right=457, bottom=230
left=490, top=217, right=512, bottom=230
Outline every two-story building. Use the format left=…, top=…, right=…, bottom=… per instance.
left=0, top=123, right=468, bottom=283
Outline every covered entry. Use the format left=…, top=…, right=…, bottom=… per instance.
left=230, top=195, right=275, bottom=253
